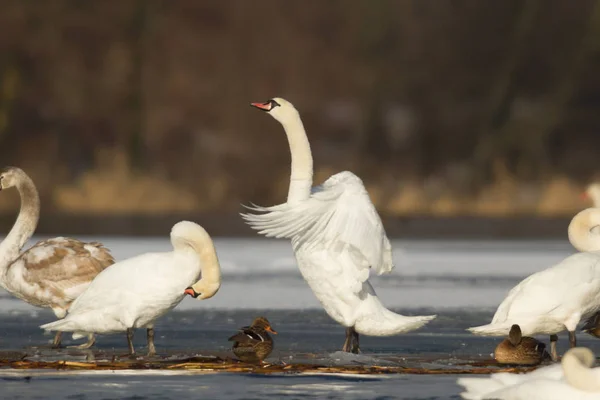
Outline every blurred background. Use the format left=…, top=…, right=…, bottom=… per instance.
left=1, top=0, right=599, bottom=237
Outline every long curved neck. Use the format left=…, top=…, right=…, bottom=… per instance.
left=176, top=229, right=221, bottom=299
left=0, top=176, right=40, bottom=275
left=281, top=113, right=313, bottom=204
left=562, top=349, right=600, bottom=391
left=195, top=238, right=221, bottom=286
left=568, top=208, right=600, bottom=252
left=590, top=187, right=600, bottom=208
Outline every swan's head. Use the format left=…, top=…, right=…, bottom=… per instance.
left=0, top=167, right=26, bottom=191
left=184, top=279, right=221, bottom=300
left=561, top=347, right=600, bottom=392
left=583, top=183, right=600, bottom=207
left=251, top=97, right=300, bottom=124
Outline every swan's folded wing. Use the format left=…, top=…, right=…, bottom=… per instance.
left=491, top=252, right=600, bottom=324
left=17, top=238, right=115, bottom=302
left=242, top=171, right=393, bottom=275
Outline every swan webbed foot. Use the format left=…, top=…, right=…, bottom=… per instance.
left=568, top=330, right=577, bottom=348
left=146, top=327, right=156, bottom=357
left=127, top=328, right=136, bottom=355
left=68, top=333, right=96, bottom=350
left=550, top=334, right=558, bottom=361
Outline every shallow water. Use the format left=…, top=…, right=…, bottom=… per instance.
left=0, top=238, right=597, bottom=399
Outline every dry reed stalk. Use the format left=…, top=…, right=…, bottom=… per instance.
left=0, top=358, right=540, bottom=375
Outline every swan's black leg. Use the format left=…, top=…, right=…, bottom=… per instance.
left=147, top=328, right=156, bottom=356
left=549, top=334, right=558, bottom=361
left=51, top=331, right=63, bottom=348
left=568, top=330, right=577, bottom=348
left=127, top=328, right=135, bottom=355
left=342, top=327, right=353, bottom=352
left=351, top=329, right=360, bottom=354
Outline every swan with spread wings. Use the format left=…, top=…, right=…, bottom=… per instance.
left=242, top=98, right=436, bottom=353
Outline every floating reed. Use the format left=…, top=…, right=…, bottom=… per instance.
left=0, top=356, right=539, bottom=375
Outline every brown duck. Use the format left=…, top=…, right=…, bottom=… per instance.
left=228, top=317, right=277, bottom=363
left=494, top=324, right=550, bottom=365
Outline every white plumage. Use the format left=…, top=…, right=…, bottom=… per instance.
left=40, top=221, right=222, bottom=355
left=468, top=208, right=600, bottom=360
left=243, top=98, right=435, bottom=352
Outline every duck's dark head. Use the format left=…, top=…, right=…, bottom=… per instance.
left=251, top=316, right=277, bottom=335
left=508, top=324, right=523, bottom=346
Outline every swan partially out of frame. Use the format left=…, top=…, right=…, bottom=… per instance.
left=0, top=167, right=114, bottom=348
left=457, top=347, right=600, bottom=400
left=468, top=207, right=600, bottom=360
left=41, top=221, right=221, bottom=356
left=242, top=97, right=436, bottom=353
left=580, top=183, right=600, bottom=339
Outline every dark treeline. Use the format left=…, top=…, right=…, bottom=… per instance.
left=0, top=0, right=599, bottom=217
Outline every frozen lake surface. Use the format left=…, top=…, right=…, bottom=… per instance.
left=0, top=237, right=597, bottom=399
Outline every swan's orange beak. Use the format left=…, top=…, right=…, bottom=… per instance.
left=251, top=102, right=271, bottom=111
left=266, top=326, right=278, bottom=335
left=581, top=192, right=590, bottom=201
left=184, top=287, right=199, bottom=298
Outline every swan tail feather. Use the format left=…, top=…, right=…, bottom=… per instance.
left=354, top=308, right=436, bottom=336
left=468, top=322, right=515, bottom=336
left=40, top=319, right=76, bottom=333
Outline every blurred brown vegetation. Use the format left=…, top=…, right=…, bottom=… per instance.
left=1, top=0, right=600, bottom=218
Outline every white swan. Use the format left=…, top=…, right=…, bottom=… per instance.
left=40, top=221, right=221, bottom=356
left=0, top=167, right=114, bottom=348
left=583, top=183, right=600, bottom=207
left=468, top=208, right=600, bottom=360
left=579, top=185, right=600, bottom=338
left=457, top=347, right=600, bottom=400
left=242, top=98, right=436, bottom=353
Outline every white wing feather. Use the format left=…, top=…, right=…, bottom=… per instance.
left=242, top=171, right=393, bottom=275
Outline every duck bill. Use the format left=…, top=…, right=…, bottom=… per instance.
left=266, top=326, right=278, bottom=335
left=251, top=102, right=271, bottom=111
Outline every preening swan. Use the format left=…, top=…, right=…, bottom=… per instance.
left=40, top=221, right=221, bottom=356
left=457, top=347, right=600, bottom=400
left=242, top=98, right=436, bottom=353
left=468, top=208, right=600, bottom=360
left=0, top=167, right=114, bottom=348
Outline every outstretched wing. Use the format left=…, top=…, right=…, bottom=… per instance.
left=242, top=171, right=393, bottom=276
left=14, top=237, right=115, bottom=303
